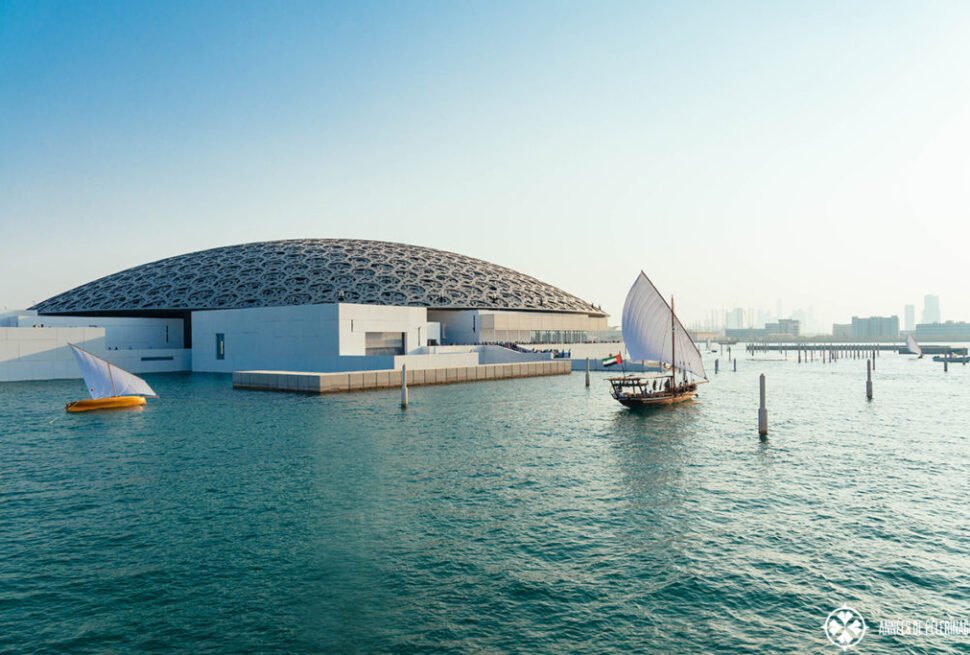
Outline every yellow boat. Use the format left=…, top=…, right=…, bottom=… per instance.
left=65, top=343, right=158, bottom=413
left=65, top=396, right=147, bottom=413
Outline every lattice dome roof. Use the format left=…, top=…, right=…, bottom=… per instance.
left=32, top=239, right=604, bottom=316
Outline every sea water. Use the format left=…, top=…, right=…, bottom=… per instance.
left=1, top=351, right=968, bottom=653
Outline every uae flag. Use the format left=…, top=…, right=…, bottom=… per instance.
left=601, top=354, right=622, bottom=367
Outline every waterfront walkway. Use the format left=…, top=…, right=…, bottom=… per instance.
left=233, top=360, right=571, bottom=394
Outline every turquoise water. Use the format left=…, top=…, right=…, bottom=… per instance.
left=1, top=352, right=968, bottom=653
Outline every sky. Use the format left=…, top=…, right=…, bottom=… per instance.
left=2, top=1, right=970, bottom=329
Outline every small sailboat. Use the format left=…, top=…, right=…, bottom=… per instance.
left=608, top=272, right=708, bottom=407
left=65, top=343, right=158, bottom=413
left=906, top=334, right=923, bottom=359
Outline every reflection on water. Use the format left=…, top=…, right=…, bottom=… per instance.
left=1, top=356, right=969, bottom=653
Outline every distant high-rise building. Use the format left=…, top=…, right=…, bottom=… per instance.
left=757, top=308, right=770, bottom=329
left=725, top=307, right=745, bottom=330
left=915, top=321, right=970, bottom=340
left=904, top=304, right=915, bottom=332
left=765, top=318, right=801, bottom=337
left=922, top=295, right=940, bottom=324
left=789, top=308, right=817, bottom=335
left=851, top=315, right=899, bottom=339
left=832, top=323, right=852, bottom=339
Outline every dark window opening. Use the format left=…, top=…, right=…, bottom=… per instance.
left=365, top=332, right=404, bottom=356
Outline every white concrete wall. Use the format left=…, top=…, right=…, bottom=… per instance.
left=393, top=352, right=479, bottom=370
left=192, top=304, right=340, bottom=373
left=0, top=311, right=24, bottom=327
left=0, top=327, right=190, bottom=382
left=486, top=310, right=608, bottom=341
left=410, top=345, right=479, bottom=356
left=337, top=303, right=428, bottom=355
left=406, top=344, right=550, bottom=364
left=477, top=345, right=552, bottom=364
left=429, top=309, right=478, bottom=344
left=12, top=314, right=184, bottom=349
left=191, top=303, right=436, bottom=373
left=1, top=327, right=105, bottom=381
left=429, top=309, right=609, bottom=345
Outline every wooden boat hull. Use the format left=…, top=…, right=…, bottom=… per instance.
left=608, top=374, right=701, bottom=409
left=615, top=391, right=697, bottom=408
left=933, top=355, right=970, bottom=363
left=65, top=396, right=147, bottom=413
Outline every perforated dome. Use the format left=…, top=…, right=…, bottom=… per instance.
left=32, top=239, right=604, bottom=316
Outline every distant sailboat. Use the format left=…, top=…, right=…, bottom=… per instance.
left=906, top=334, right=923, bottom=359
left=65, top=343, right=158, bottom=413
left=608, top=272, right=708, bottom=407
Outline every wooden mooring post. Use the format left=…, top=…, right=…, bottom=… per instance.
left=866, top=359, right=873, bottom=400
left=401, top=364, right=409, bottom=409
left=758, top=374, right=768, bottom=440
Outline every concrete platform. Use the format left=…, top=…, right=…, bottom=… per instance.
left=569, top=358, right=659, bottom=373
left=233, top=360, right=571, bottom=394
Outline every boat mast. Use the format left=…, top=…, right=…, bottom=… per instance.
left=671, top=295, right=676, bottom=389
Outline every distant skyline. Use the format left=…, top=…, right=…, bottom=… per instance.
left=3, top=1, right=970, bottom=327
left=696, top=294, right=946, bottom=336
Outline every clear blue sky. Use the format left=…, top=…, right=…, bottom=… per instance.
left=2, top=1, right=969, bottom=329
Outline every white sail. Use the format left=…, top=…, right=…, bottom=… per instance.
left=621, top=272, right=707, bottom=379
left=906, top=334, right=922, bottom=357
left=69, top=344, right=158, bottom=399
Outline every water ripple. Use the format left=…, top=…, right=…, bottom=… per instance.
left=1, top=357, right=968, bottom=652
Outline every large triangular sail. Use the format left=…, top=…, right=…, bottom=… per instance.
left=906, top=334, right=922, bottom=358
left=621, top=272, right=707, bottom=379
left=68, top=344, right=158, bottom=399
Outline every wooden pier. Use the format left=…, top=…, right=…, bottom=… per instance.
left=745, top=343, right=967, bottom=356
